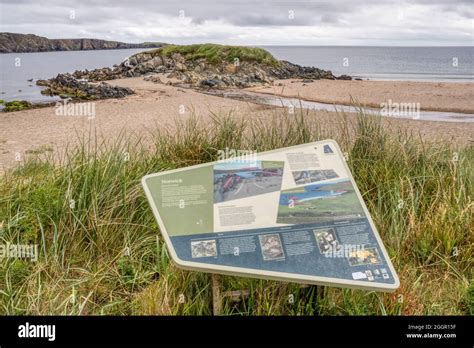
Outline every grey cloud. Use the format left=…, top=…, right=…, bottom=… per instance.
left=320, top=14, right=340, bottom=24
left=0, top=0, right=472, bottom=45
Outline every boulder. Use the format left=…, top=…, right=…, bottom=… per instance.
left=144, top=75, right=163, bottom=84
left=200, top=79, right=224, bottom=88
left=337, top=74, right=352, bottom=80
left=175, top=62, right=186, bottom=71
left=37, top=73, right=134, bottom=100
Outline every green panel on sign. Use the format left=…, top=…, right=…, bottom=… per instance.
left=144, top=165, right=213, bottom=236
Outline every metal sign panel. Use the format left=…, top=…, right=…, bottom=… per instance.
left=142, top=140, right=400, bottom=291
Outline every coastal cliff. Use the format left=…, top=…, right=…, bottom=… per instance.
left=0, top=32, right=165, bottom=53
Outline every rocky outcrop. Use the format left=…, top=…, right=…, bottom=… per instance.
left=37, top=74, right=134, bottom=100
left=68, top=48, right=350, bottom=89
left=0, top=32, right=165, bottom=53
left=35, top=45, right=351, bottom=100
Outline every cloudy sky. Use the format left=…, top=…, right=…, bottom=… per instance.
left=0, top=0, right=472, bottom=46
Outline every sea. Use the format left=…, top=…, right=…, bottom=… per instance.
left=0, top=46, right=472, bottom=103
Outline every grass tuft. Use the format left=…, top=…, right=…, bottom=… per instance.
left=1, top=100, right=33, bottom=112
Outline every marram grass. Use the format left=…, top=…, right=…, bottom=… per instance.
left=150, top=43, right=281, bottom=66
left=0, top=109, right=472, bottom=315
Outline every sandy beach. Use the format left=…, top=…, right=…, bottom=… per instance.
left=1, top=77, right=473, bottom=171
left=248, top=79, right=474, bottom=114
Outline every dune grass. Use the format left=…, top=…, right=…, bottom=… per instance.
left=0, top=109, right=472, bottom=315
left=150, top=43, right=281, bottom=66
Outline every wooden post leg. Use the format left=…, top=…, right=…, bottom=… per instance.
left=312, top=285, right=325, bottom=315
left=300, top=283, right=323, bottom=315
left=313, top=285, right=319, bottom=315
left=211, top=274, right=223, bottom=316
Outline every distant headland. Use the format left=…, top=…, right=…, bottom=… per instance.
left=0, top=32, right=165, bottom=53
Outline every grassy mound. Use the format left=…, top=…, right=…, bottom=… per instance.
left=0, top=108, right=472, bottom=315
left=150, top=43, right=281, bottom=66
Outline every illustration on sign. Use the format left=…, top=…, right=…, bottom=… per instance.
left=142, top=140, right=400, bottom=291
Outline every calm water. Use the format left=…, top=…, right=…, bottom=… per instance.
left=0, top=46, right=472, bottom=102
left=0, top=49, right=151, bottom=102
left=204, top=90, right=474, bottom=123
left=262, top=46, right=473, bottom=81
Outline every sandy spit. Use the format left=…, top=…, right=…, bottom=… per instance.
left=248, top=79, right=474, bottom=114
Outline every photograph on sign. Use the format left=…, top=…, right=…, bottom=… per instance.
left=142, top=140, right=400, bottom=291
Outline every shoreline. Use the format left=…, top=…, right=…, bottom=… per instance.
left=247, top=79, right=474, bottom=114
left=4, top=77, right=473, bottom=114
left=1, top=77, right=473, bottom=172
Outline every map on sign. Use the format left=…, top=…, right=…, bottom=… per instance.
left=142, top=140, right=400, bottom=291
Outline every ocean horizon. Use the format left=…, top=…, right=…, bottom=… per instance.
left=1, top=45, right=473, bottom=102
left=262, top=46, right=473, bottom=82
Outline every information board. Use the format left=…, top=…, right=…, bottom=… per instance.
left=142, top=140, right=400, bottom=291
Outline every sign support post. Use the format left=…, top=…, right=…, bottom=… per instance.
left=211, top=274, right=223, bottom=315
left=210, top=277, right=324, bottom=315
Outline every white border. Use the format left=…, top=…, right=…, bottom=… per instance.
left=141, top=140, right=400, bottom=292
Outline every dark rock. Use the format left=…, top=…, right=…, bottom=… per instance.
left=337, top=74, right=352, bottom=80
left=36, top=79, right=48, bottom=86
left=200, top=79, right=223, bottom=88
left=36, top=73, right=134, bottom=100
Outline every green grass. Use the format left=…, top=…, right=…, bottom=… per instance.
left=25, top=145, right=54, bottom=155
left=0, top=100, right=33, bottom=112
left=149, top=44, right=281, bottom=66
left=0, top=109, right=472, bottom=315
